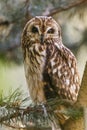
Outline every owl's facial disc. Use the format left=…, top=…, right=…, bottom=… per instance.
left=27, top=16, right=61, bottom=45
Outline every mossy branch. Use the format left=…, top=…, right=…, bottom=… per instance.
left=0, top=92, right=83, bottom=129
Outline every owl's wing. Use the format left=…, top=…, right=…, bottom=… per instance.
left=44, top=44, right=80, bottom=102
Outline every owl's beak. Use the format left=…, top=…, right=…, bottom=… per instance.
left=40, top=34, right=44, bottom=44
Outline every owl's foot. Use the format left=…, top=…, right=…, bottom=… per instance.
left=42, top=104, right=48, bottom=117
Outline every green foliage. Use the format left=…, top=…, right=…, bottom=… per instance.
left=63, top=107, right=83, bottom=120
left=0, top=88, right=30, bottom=107
left=0, top=88, right=22, bottom=107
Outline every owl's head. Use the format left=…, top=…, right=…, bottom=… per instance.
left=22, top=16, right=61, bottom=45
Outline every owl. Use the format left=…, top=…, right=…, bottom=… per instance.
left=21, top=16, right=80, bottom=123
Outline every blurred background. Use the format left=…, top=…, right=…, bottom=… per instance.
left=0, top=1, right=87, bottom=129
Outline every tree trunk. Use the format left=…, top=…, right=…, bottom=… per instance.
left=63, top=61, right=87, bottom=130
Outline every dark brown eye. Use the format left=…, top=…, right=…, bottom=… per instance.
left=47, top=28, right=55, bottom=34
left=31, top=26, right=38, bottom=33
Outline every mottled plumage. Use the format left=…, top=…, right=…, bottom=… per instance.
left=21, top=16, right=80, bottom=102
left=21, top=16, right=80, bottom=124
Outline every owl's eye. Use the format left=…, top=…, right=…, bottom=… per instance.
left=47, top=28, right=55, bottom=34
left=31, top=26, right=38, bottom=33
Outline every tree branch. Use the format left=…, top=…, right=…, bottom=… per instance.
left=47, top=0, right=87, bottom=16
